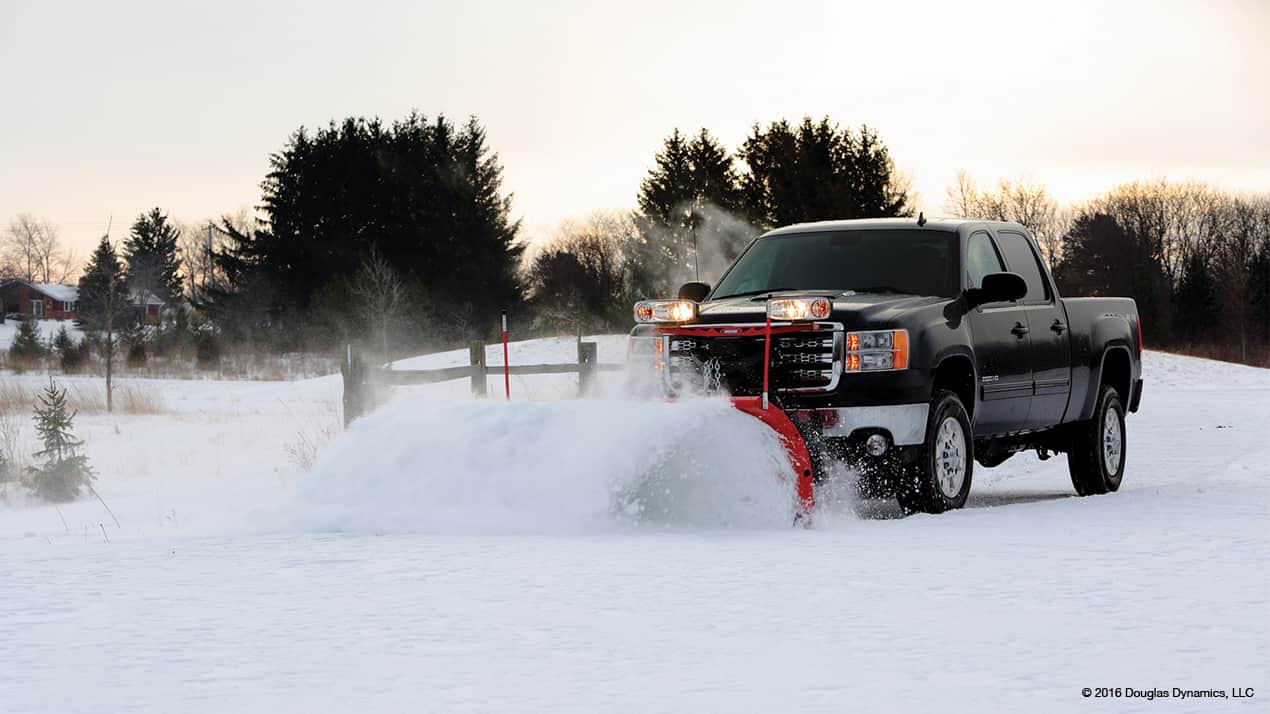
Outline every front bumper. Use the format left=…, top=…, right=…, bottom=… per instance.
left=790, top=403, right=929, bottom=446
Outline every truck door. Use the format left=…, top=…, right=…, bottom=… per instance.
left=965, top=230, right=1033, bottom=437
left=994, top=230, right=1072, bottom=429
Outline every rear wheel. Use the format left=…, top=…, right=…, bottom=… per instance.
left=896, top=390, right=973, bottom=514
left=1069, top=385, right=1126, bottom=495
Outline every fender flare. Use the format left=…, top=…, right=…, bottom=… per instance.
left=1080, top=344, right=1133, bottom=421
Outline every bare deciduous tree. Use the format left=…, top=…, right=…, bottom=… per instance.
left=350, top=244, right=405, bottom=358
left=3, top=214, right=79, bottom=283
left=943, top=172, right=1068, bottom=266
left=1213, top=196, right=1270, bottom=363
left=178, top=209, right=252, bottom=300
left=524, top=211, right=645, bottom=332
left=1087, top=180, right=1224, bottom=287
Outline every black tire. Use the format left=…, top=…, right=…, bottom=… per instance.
left=1068, top=385, right=1126, bottom=496
left=896, top=389, right=974, bottom=514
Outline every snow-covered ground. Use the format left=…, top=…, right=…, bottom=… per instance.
left=0, top=340, right=1266, bottom=713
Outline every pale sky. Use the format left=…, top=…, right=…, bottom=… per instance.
left=2, top=0, right=1267, bottom=255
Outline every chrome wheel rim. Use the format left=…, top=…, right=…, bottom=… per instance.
left=935, top=417, right=967, bottom=499
left=1102, top=406, right=1123, bottom=474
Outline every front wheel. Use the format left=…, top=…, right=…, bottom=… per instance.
left=1068, top=385, right=1126, bottom=496
left=896, top=390, right=973, bottom=514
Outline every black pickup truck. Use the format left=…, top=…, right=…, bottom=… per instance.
left=630, top=217, right=1143, bottom=514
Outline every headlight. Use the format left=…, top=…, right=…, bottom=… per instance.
left=633, top=299, right=697, bottom=324
left=844, top=329, right=909, bottom=371
left=766, top=297, right=832, bottom=321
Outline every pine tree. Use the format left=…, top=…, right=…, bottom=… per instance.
left=52, top=324, right=74, bottom=355
left=738, top=117, right=910, bottom=227
left=77, top=237, right=131, bottom=411
left=53, top=324, right=85, bottom=373
left=1055, top=211, right=1171, bottom=344
left=8, top=316, right=46, bottom=367
left=635, top=129, right=748, bottom=295
left=238, top=113, right=523, bottom=348
left=28, top=380, right=94, bottom=502
left=124, top=208, right=183, bottom=305
left=1174, top=251, right=1219, bottom=343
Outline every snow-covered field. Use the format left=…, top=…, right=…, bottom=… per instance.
left=0, top=339, right=1266, bottom=713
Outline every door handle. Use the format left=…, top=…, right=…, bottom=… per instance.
left=1051, top=319, right=1067, bottom=334
left=1011, top=322, right=1029, bottom=339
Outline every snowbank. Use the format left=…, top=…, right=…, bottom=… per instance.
left=291, top=397, right=797, bottom=533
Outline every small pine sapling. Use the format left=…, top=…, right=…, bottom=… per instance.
left=9, top=317, right=47, bottom=369
left=28, top=380, right=95, bottom=502
left=53, top=325, right=86, bottom=373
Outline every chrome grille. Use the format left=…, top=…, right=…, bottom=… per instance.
left=663, top=324, right=843, bottom=396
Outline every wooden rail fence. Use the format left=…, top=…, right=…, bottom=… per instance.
left=341, top=339, right=623, bottom=427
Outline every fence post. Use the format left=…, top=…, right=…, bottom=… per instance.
left=469, top=340, right=488, bottom=398
left=341, top=343, right=366, bottom=428
left=577, top=340, right=597, bottom=397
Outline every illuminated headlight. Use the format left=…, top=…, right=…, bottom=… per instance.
left=767, top=297, right=832, bottom=321
left=633, top=299, right=697, bottom=324
left=844, top=329, right=909, bottom=372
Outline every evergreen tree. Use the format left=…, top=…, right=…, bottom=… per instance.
left=635, top=129, right=748, bottom=295
left=124, top=208, right=183, bottom=305
left=77, top=237, right=131, bottom=411
left=8, top=316, right=46, bottom=367
left=52, top=324, right=74, bottom=355
left=28, top=380, right=94, bottom=502
left=1054, top=213, right=1135, bottom=297
left=225, top=113, right=522, bottom=348
left=53, top=324, right=85, bottom=373
left=738, top=118, right=910, bottom=227
left=1174, top=251, right=1219, bottom=343
left=201, top=216, right=275, bottom=345
left=1055, top=211, right=1172, bottom=344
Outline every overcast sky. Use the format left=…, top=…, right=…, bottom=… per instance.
left=2, top=0, right=1267, bottom=255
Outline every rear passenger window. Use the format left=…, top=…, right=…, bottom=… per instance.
left=966, top=232, right=1004, bottom=289
left=995, top=232, right=1049, bottom=302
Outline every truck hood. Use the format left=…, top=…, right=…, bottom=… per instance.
left=694, top=290, right=945, bottom=328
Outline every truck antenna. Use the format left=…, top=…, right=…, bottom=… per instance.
left=917, top=211, right=927, bottom=227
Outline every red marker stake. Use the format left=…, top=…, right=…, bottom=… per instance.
left=501, top=310, right=510, bottom=400
left=762, top=313, right=772, bottom=411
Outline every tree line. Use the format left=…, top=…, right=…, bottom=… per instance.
left=944, top=174, right=1270, bottom=365
left=6, top=111, right=1267, bottom=368
left=526, top=118, right=911, bottom=333
left=198, top=113, right=907, bottom=355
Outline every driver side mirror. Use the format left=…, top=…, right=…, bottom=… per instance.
left=677, top=282, right=711, bottom=302
left=966, top=272, right=1027, bottom=308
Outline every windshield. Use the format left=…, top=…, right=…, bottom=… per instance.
left=712, top=229, right=960, bottom=299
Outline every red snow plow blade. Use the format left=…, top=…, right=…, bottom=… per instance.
left=729, top=396, right=815, bottom=519
left=653, top=312, right=819, bottom=521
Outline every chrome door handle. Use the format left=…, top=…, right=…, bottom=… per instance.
left=1011, top=322, right=1029, bottom=338
left=1051, top=320, right=1067, bottom=334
